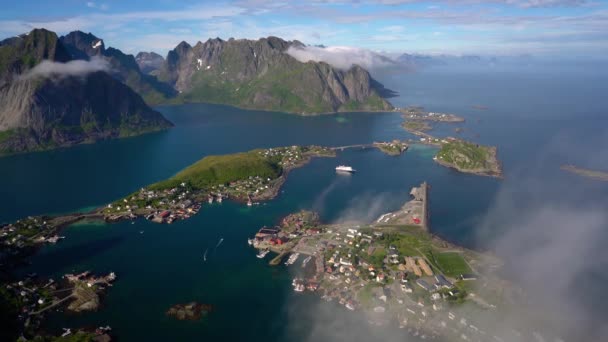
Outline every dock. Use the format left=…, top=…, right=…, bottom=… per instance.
left=269, top=251, right=288, bottom=266
left=421, top=182, right=429, bottom=231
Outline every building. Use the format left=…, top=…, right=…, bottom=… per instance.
left=416, top=279, right=433, bottom=291
left=435, top=274, right=453, bottom=289
left=417, top=258, right=434, bottom=276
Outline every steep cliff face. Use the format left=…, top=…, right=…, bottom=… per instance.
left=60, top=31, right=176, bottom=104
left=157, top=37, right=394, bottom=114
left=135, top=51, right=164, bottom=74
left=0, top=29, right=172, bottom=156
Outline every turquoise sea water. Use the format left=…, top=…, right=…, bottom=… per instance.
left=2, top=66, right=608, bottom=341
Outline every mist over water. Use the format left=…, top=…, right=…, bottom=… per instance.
left=3, top=64, right=608, bottom=341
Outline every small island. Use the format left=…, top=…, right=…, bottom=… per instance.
left=434, top=139, right=502, bottom=178
left=561, top=164, right=608, bottom=181
left=402, top=120, right=432, bottom=133
left=398, top=107, right=502, bottom=178
left=249, top=182, right=508, bottom=340
left=400, top=106, right=465, bottom=123
left=373, top=140, right=409, bottom=156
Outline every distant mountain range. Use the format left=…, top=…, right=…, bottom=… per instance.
left=60, top=31, right=176, bottom=104
left=0, top=29, right=172, bottom=156
left=0, top=29, right=396, bottom=155
left=155, top=37, right=393, bottom=114
left=136, top=51, right=164, bottom=75
left=396, top=53, right=533, bottom=68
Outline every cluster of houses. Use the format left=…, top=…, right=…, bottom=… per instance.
left=0, top=217, right=67, bottom=257
left=64, top=270, right=117, bottom=288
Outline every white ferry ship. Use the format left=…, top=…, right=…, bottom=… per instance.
left=335, top=165, right=356, bottom=173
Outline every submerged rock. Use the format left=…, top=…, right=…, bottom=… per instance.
left=166, top=302, right=213, bottom=321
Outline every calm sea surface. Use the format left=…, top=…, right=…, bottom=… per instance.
left=2, top=66, right=607, bottom=341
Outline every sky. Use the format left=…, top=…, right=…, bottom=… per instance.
left=0, top=0, right=607, bottom=57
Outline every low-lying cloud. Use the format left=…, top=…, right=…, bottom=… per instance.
left=19, top=57, right=110, bottom=80
left=286, top=45, right=396, bottom=71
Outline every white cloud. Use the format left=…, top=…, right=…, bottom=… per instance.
left=19, top=57, right=110, bottom=80
left=286, top=45, right=396, bottom=70
left=86, top=2, right=109, bottom=11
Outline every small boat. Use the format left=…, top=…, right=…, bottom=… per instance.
left=203, top=248, right=208, bottom=261
left=285, top=252, right=300, bottom=266
left=257, top=249, right=270, bottom=259
left=139, top=231, right=144, bottom=234
left=294, top=283, right=305, bottom=292
left=215, top=238, right=224, bottom=248
left=301, top=256, right=312, bottom=268
left=247, top=238, right=254, bottom=246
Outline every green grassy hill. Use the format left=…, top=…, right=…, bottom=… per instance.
left=150, top=150, right=282, bottom=191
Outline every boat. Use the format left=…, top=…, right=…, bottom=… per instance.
left=257, top=249, right=270, bottom=259
left=335, top=165, right=356, bottom=173
left=301, top=256, right=312, bottom=268
left=203, top=248, right=208, bottom=261
left=247, top=238, right=254, bottom=246
left=217, top=194, right=223, bottom=203
left=294, top=283, right=305, bottom=292
left=284, top=252, right=300, bottom=266
left=208, top=195, right=214, bottom=204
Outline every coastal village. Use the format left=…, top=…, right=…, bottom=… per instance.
left=103, top=145, right=335, bottom=224
left=1, top=136, right=502, bottom=340
left=249, top=182, right=511, bottom=342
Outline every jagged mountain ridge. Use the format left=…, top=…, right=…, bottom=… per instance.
left=156, top=37, right=394, bottom=114
left=136, top=51, right=164, bottom=74
left=60, top=31, right=176, bottom=104
left=0, top=29, right=172, bottom=155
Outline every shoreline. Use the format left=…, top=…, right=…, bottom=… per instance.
left=248, top=182, right=506, bottom=340
left=158, top=99, right=396, bottom=117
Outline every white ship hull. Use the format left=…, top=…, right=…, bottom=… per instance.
left=335, top=165, right=356, bottom=173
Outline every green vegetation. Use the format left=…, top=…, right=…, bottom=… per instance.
left=436, top=139, right=498, bottom=172
left=0, top=129, right=17, bottom=143
left=32, top=331, right=100, bottom=342
left=150, top=150, right=282, bottom=191
left=431, top=252, right=472, bottom=277
left=402, top=120, right=432, bottom=132
left=172, top=49, right=391, bottom=115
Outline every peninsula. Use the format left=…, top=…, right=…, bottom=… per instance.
left=103, top=145, right=335, bottom=223
left=249, top=182, right=508, bottom=341
left=561, top=164, right=608, bottom=181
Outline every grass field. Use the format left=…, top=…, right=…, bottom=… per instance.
left=436, top=140, right=492, bottom=170
left=433, top=252, right=472, bottom=277
left=150, top=150, right=282, bottom=190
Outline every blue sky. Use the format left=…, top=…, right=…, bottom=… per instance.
left=0, top=0, right=607, bottom=57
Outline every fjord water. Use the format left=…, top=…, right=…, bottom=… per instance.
left=3, top=65, right=608, bottom=341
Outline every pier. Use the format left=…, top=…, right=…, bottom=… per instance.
left=421, top=181, right=429, bottom=231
